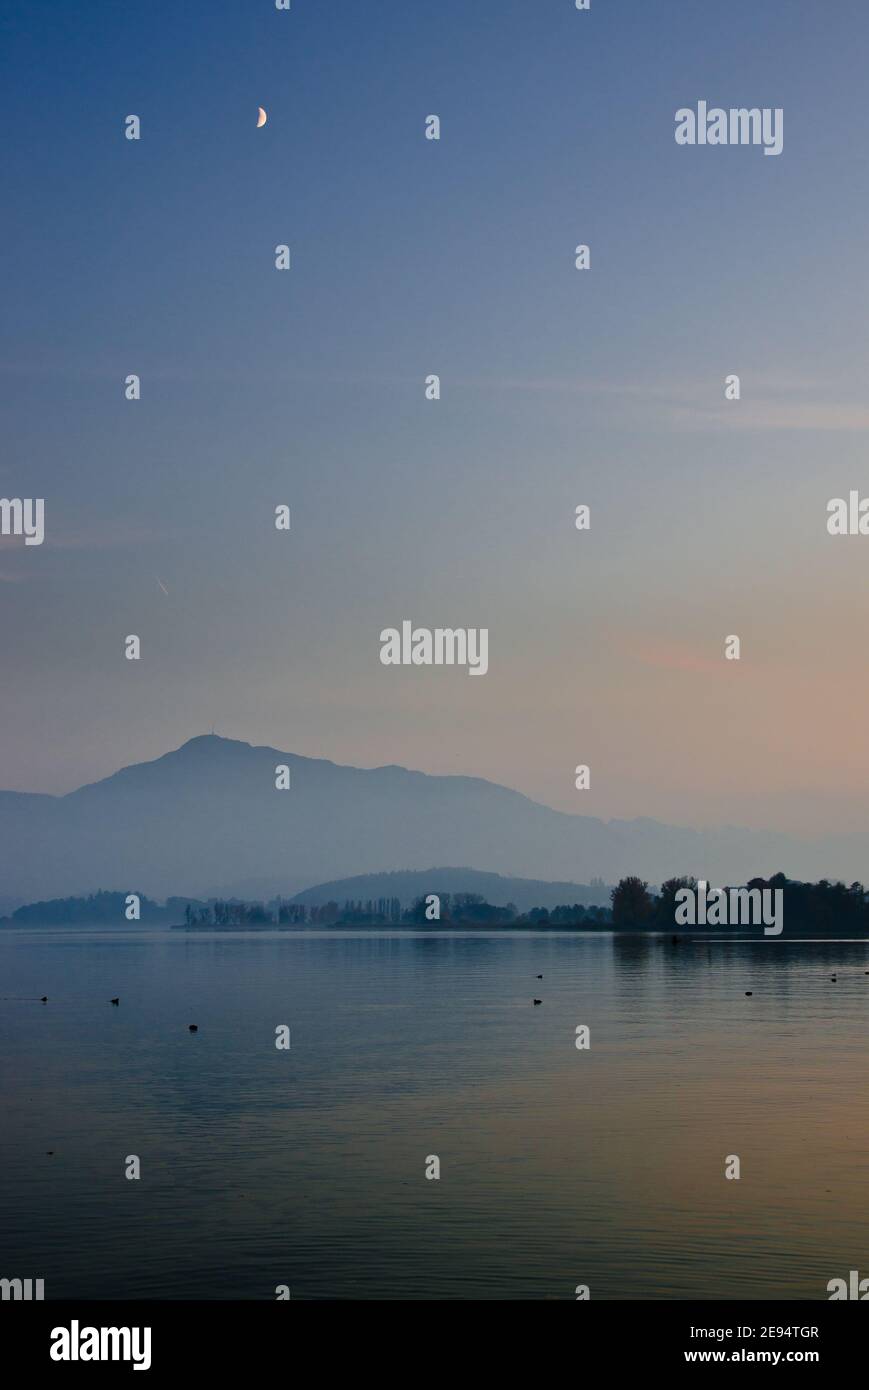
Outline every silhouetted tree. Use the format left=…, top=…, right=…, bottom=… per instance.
left=656, top=876, right=695, bottom=927
left=611, top=876, right=653, bottom=927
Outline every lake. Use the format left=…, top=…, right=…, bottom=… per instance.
left=1, top=928, right=867, bottom=1300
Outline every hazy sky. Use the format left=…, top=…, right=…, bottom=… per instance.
left=2, top=0, right=868, bottom=836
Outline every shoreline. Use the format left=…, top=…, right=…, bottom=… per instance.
left=2, top=922, right=869, bottom=941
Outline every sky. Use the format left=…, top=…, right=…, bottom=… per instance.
left=1, top=0, right=868, bottom=837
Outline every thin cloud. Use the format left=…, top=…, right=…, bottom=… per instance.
left=673, top=401, right=869, bottom=432
left=630, top=639, right=727, bottom=675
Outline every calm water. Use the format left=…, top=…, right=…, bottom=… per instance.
left=1, top=928, right=868, bottom=1300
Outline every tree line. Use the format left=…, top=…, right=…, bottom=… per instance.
left=6, top=875, right=869, bottom=931
left=609, top=873, right=869, bottom=930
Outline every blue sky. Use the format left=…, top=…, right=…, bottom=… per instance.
left=2, top=0, right=868, bottom=837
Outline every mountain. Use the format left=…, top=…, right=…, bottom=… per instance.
left=0, top=734, right=867, bottom=903
left=289, top=868, right=611, bottom=912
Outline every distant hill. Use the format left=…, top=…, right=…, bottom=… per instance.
left=289, top=868, right=611, bottom=911
left=1, top=734, right=867, bottom=901
left=3, top=891, right=191, bottom=927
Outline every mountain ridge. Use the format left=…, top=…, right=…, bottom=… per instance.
left=0, top=734, right=865, bottom=901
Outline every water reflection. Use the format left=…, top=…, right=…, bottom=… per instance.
left=0, top=929, right=867, bottom=1300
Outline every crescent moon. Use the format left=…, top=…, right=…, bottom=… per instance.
left=257, top=107, right=267, bottom=128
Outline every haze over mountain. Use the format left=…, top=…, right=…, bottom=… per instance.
left=0, top=735, right=867, bottom=906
